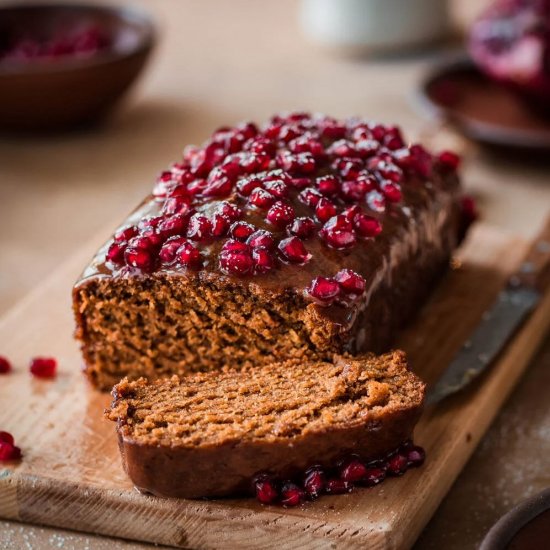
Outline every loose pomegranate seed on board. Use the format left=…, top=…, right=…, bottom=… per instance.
left=29, top=357, right=57, bottom=378
left=0, top=356, right=12, bottom=374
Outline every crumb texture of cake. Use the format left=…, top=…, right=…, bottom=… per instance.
left=74, top=112, right=465, bottom=389
left=107, top=351, right=425, bottom=498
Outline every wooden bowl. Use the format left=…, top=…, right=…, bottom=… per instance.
left=0, top=4, right=155, bottom=133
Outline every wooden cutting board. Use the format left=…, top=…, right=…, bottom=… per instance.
left=1, top=223, right=549, bottom=550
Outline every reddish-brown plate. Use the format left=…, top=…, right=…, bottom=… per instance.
left=418, top=55, right=550, bottom=153
left=0, top=4, right=155, bottom=133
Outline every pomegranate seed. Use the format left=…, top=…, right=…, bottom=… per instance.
left=362, top=467, right=386, bottom=487
left=321, top=123, right=347, bottom=140
left=230, top=221, right=256, bottom=241
left=217, top=201, right=242, bottom=221
left=328, top=139, right=356, bottom=158
left=386, top=454, right=408, bottom=476
left=222, top=239, right=249, bottom=253
left=340, top=459, right=368, bottom=483
left=0, top=442, right=21, bottom=462
left=354, top=213, right=382, bottom=238
left=162, top=197, right=193, bottom=216
left=409, top=144, right=433, bottom=178
left=334, top=157, right=363, bottom=179
left=114, top=225, right=138, bottom=242
left=381, top=182, right=402, bottom=203
left=0, top=356, right=11, bottom=374
left=288, top=217, right=317, bottom=239
left=125, top=247, right=154, bottom=271
left=211, top=213, right=230, bottom=237
left=138, top=216, right=163, bottom=231
left=280, top=482, right=304, bottom=507
left=187, top=178, right=209, bottom=195
left=461, top=196, right=478, bottom=223
left=366, top=190, right=386, bottom=213
left=254, top=475, right=279, bottom=504
left=325, top=479, right=353, bottom=495
left=219, top=246, right=253, bottom=276
left=303, top=467, right=325, bottom=499
left=236, top=176, right=262, bottom=196
left=384, top=126, right=404, bottom=150
left=249, top=188, right=276, bottom=209
left=279, top=125, right=301, bottom=143
left=202, top=176, right=233, bottom=197
left=355, top=139, right=379, bottom=158
left=307, top=276, right=340, bottom=303
left=289, top=177, right=311, bottom=189
left=266, top=201, right=295, bottom=228
left=289, top=136, right=325, bottom=158
left=247, top=230, right=276, bottom=250
left=320, top=215, right=357, bottom=249
left=276, top=151, right=316, bottom=174
left=334, top=269, right=366, bottom=295
left=158, top=214, right=190, bottom=238
left=178, top=241, right=202, bottom=267
left=341, top=176, right=376, bottom=202
left=159, top=236, right=188, bottom=264
left=247, top=136, right=276, bottom=156
left=406, top=446, right=426, bottom=467
left=187, top=214, right=212, bottom=241
left=343, top=205, right=362, bottom=222
left=252, top=247, right=276, bottom=274
left=298, top=187, right=323, bottom=208
left=106, top=241, right=126, bottom=264
left=29, top=357, right=57, bottom=378
left=370, top=123, right=387, bottom=142
left=278, top=237, right=311, bottom=264
left=438, top=150, right=461, bottom=171
left=263, top=179, right=289, bottom=199
left=138, top=227, right=164, bottom=248
left=0, top=432, right=14, bottom=445
left=316, top=175, right=340, bottom=197
left=315, top=198, right=337, bottom=223
left=369, top=158, right=403, bottom=183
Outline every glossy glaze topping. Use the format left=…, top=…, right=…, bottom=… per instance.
left=80, top=112, right=461, bottom=306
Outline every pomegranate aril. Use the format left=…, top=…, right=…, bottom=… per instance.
left=381, top=182, right=402, bottom=203
left=280, top=482, right=304, bottom=507
left=334, top=157, right=363, bottom=179
left=355, top=139, right=379, bottom=158
left=178, top=241, right=202, bottom=267
left=288, top=217, right=317, bottom=239
left=202, top=175, right=233, bottom=197
left=222, top=239, right=249, bottom=253
left=362, top=467, right=386, bottom=487
left=320, top=215, right=357, bottom=250
left=461, top=196, right=478, bottom=222
left=230, top=221, right=256, bottom=241
left=307, top=276, right=340, bottom=303
left=187, top=214, right=212, bottom=241
left=303, top=467, right=325, bottom=499
left=252, top=247, right=276, bottom=274
left=247, top=230, right=275, bottom=250
left=106, top=241, right=127, bottom=264
left=0, top=432, right=14, bottom=445
left=249, top=188, right=276, bottom=209
left=266, top=201, right=295, bottom=228
left=315, top=198, right=337, bottom=223
left=289, top=177, right=311, bottom=189
left=341, top=177, right=375, bottom=202
left=217, top=201, right=243, bottom=221
left=409, top=144, right=433, bottom=178
left=138, top=216, right=163, bottom=231
left=159, top=237, right=188, bottom=264
left=29, top=357, right=57, bottom=378
left=254, top=475, right=279, bottom=504
left=236, top=176, right=262, bottom=197
left=438, top=150, right=461, bottom=171
left=138, top=227, right=164, bottom=248
left=114, top=225, right=138, bottom=242
left=0, top=356, right=11, bottom=374
left=158, top=214, right=190, bottom=238
left=325, top=479, right=353, bottom=495
left=321, top=123, right=347, bottom=140
left=334, top=269, right=366, bottom=295
left=354, top=213, right=382, bottom=238
left=316, top=174, right=340, bottom=197
left=0, top=442, right=21, bottom=462
left=340, top=459, right=368, bottom=483
left=263, top=179, right=289, bottom=199
left=386, top=454, right=408, bottom=476
left=219, top=246, right=253, bottom=276
left=276, top=151, right=316, bottom=174
left=162, top=197, right=193, bottom=216
left=211, top=213, right=230, bottom=237
left=278, top=237, right=311, bottom=264
left=406, top=446, right=426, bottom=467
left=125, top=247, right=154, bottom=271
left=298, top=187, right=323, bottom=208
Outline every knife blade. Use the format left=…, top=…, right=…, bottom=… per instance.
left=426, top=216, right=550, bottom=406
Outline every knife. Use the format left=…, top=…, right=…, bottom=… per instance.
left=426, top=216, right=550, bottom=406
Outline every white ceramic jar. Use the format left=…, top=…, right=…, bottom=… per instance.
left=300, top=0, right=450, bottom=53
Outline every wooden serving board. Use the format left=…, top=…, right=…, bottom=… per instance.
left=1, top=223, right=549, bottom=550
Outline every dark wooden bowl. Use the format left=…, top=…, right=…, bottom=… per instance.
left=0, top=4, right=155, bottom=133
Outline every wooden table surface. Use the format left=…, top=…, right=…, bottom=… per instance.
left=0, top=1, right=549, bottom=548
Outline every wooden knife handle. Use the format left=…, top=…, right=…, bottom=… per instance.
left=509, top=215, right=550, bottom=293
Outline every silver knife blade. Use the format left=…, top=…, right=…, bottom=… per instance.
left=426, top=286, right=540, bottom=406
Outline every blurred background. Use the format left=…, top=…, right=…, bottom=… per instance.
left=0, top=0, right=549, bottom=549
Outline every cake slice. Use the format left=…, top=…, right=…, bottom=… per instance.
left=106, top=351, right=425, bottom=501
left=74, top=112, right=464, bottom=389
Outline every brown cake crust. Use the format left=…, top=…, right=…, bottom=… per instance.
left=107, top=351, right=425, bottom=498
left=73, top=113, right=463, bottom=389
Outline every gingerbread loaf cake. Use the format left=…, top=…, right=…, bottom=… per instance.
left=74, top=112, right=464, bottom=389
left=106, top=351, right=425, bottom=500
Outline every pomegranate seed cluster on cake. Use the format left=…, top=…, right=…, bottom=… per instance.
left=73, top=112, right=464, bottom=389
left=106, top=351, right=425, bottom=503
